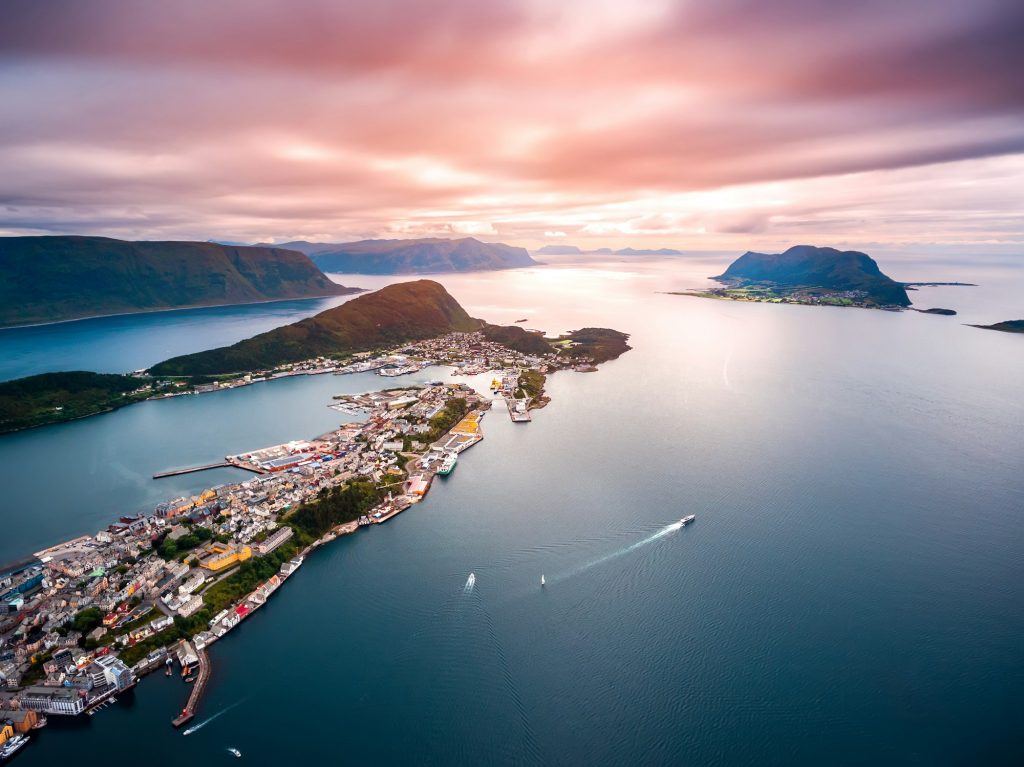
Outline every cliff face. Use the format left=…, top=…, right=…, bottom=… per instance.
left=716, top=245, right=910, bottom=306
left=0, top=236, right=356, bottom=327
left=271, top=237, right=537, bottom=274
left=150, top=279, right=482, bottom=375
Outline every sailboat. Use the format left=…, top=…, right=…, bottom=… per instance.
left=541, top=574, right=545, bottom=587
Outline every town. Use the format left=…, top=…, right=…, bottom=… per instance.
left=0, top=329, right=593, bottom=754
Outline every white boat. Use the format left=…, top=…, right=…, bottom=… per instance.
left=437, top=452, right=458, bottom=475
left=227, top=747, right=242, bottom=758
left=541, top=575, right=545, bottom=587
left=0, top=734, right=30, bottom=759
left=467, top=572, right=476, bottom=588
left=680, top=515, right=696, bottom=525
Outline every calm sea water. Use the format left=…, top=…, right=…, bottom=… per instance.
left=2, top=254, right=1022, bottom=765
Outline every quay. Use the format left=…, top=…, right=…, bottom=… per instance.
left=171, top=645, right=211, bottom=728
left=153, top=462, right=230, bottom=479
left=153, top=460, right=265, bottom=479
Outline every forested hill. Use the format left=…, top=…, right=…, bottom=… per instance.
left=0, top=235, right=358, bottom=327
left=149, top=280, right=481, bottom=375
left=715, top=245, right=910, bottom=306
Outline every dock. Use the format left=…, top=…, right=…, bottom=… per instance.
left=153, top=460, right=264, bottom=479
left=171, top=646, right=211, bottom=728
left=153, top=462, right=230, bottom=479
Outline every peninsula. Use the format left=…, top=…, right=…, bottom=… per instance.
left=0, top=236, right=359, bottom=328
left=263, top=237, right=537, bottom=274
left=0, top=281, right=631, bottom=434
left=0, top=294, right=629, bottom=739
left=969, top=319, right=1024, bottom=334
left=672, top=245, right=911, bottom=308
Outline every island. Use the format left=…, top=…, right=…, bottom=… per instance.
left=262, top=237, right=537, bottom=274
left=668, top=245, right=914, bottom=308
left=969, top=320, right=1024, bottom=334
left=913, top=308, right=957, bottom=316
left=0, top=286, right=629, bottom=739
left=0, top=236, right=360, bottom=327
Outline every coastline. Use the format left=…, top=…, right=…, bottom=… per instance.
left=0, top=289, right=365, bottom=332
left=0, top=328, right=627, bottom=738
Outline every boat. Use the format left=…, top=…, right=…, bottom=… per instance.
left=467, top=572, right=476, bottom=588
left=437, top=452, right=458, bottom=476
left=227, top=747, right=242, bottom=758
left=541, top=575, right=545, bottom=587
left=0, top=734, right=30, bottom=760
left=680, top=515, right=696, bottom=525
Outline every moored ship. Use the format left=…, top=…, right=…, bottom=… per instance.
left=1, top=734, right=30, bottom=761
left=437, top=452, right=458, bottom=475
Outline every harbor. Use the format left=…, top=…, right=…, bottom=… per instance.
left=0, top=329, right=557, bottom=742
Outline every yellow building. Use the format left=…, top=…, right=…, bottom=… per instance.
left=0, top=721, right=13, bottom=746
left=199, top=543, right=252, bottom=572
left=452, top=412, right=482, bottom=435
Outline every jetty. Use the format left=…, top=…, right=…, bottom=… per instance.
left=153, top=460, right=264, bottom=479
left=153, top=462, right=230, bottom=479
left=171, top=645, right=211, bottom=728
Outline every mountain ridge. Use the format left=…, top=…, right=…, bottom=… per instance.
left=259, top=237, right=537, bottom=274
left=0, top=235, right=357, bottom=327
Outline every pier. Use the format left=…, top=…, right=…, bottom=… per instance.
left=153, top=460, right=264, bottom=479
left=171, top=646, right=211, bottom=728
left=153, top=462, right=230, bottom=479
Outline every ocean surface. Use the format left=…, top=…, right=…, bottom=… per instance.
left=1, top=253, right=1022, bottom=765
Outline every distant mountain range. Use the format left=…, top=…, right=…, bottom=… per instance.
left=715, top=245, right=910, bottom=306
left=0, top=236, right=357, bottom=327
left=149, top=280, right=481, bottom=375
left=261, top=237, right=537, bottom=274
left=536, top=245, right=682, bottom=256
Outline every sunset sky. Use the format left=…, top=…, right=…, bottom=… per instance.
left=1, top=0, right=1022, bottom=252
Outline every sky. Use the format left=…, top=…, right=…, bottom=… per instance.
left=1, top=0, right=1023, bottom=253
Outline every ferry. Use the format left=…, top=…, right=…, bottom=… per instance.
left=437, top=452, right=458, bottom=475
left=227, top=747, right=242, bottom=758
left=680, top=515, right=696, bottom=526
left=0, top=734, right=30, bottom=760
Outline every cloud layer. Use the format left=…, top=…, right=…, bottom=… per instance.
left=1, top=0, right=1022, bottom=249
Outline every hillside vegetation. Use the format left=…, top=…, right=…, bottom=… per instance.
left=0, top=371, right=151, bottom=433
left=715, top=245, right=910, bottom=306
left=150, top=280, right=482, bottom=375
left=0, top=235, right=357, bottom=327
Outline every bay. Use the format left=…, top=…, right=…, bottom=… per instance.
left=2, top=254, right=1022, bottom=765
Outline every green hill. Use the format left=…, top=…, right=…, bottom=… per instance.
left=715, top=245, right=910, bottom=306
left=0, top=235, right=357, bottom=327
left=150, top=280, right=482, bottom=375
left=268, top=237, right=537, bottom=274
left=0, top=371, right=152, bottom=433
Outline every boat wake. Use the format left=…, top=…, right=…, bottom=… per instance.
left=182, top=700, right=244, bottom=735
left=558, top=521, right=684, bottom=581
